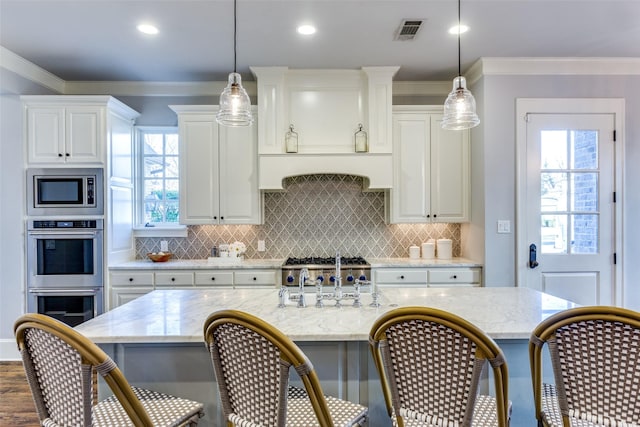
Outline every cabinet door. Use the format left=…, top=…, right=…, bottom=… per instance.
left=110, top=287, right=153, bottom=308
left=218, top=124, right=262, bottom=224
left=65, top=106, right=103, bottom=164
left=179, top=115, right=220, bottom=224
left=430, top=114, right=470, bottom=222
left=390, top=112, right=430, bottom=223
left=26, top=106, right=65, bottom=164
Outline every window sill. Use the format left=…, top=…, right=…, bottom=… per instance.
left=133, top=225, right=188, bottom=238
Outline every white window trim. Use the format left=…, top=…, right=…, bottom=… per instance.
left=135, top=126, right=182, bottom=230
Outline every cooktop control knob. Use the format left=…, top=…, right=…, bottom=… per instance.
left=329, top=275, right=336, bottom=283
left=316, top=275, right=324, bottom=282
left=359, top=274, right=367, bottom=281
left=346, top=274, right=354, bottom=283
left=287, top=275, right=294, bottom=283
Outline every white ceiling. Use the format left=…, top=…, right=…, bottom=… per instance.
left=1, top=0, right=639, bottom=83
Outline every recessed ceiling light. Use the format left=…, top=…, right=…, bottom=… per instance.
left=448, top=24, right=469, bottom=35
left=137, top=23, right=159, bottom=35
left=297, top=24, right=316, bottom=35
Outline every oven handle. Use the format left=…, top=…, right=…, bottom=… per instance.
left=28, top=288, right=102, bottom=295
left=27, top=231, right=100, bottom=238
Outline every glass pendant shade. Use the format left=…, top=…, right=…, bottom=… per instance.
left=441, top=76, right=480, bottom=130
left=217, top=72, right=253, bottom=127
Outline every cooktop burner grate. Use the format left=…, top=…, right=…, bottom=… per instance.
left=284, top=256, right=368, bottom=266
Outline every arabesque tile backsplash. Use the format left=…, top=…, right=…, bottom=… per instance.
left=136, top=174, right=460, bottom=259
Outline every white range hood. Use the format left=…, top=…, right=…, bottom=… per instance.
left=251, top=66, right=398, bottom=190
left=259, top=153, right=392, bottom=191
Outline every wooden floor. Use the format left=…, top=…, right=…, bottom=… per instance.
left=0, top=361, right=39, bottom=426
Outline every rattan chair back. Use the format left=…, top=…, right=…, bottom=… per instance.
left=203, top=309, right=337, bottom=427
left=529, top=306, right=640, bottom=427
left=369, top=306, right=510, bottom=427
left=14, top=313, right=156, bottom=426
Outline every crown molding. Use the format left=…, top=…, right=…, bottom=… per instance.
left=471, top=57, right=640, bottom=82
left=4, top=46, right=639, bottom=98
left=0, top=46, right=66, bottom=93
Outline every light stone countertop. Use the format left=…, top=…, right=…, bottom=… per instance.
left=109, top=257, right=482, bottom=270
left=368, top=257, right=482, bottom=268
left=109, top=258, right=285, bottom=270
left=75, top=287, right=576, bottom=343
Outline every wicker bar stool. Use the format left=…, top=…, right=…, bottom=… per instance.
left=529, top=306, right=640, bottom=427
left=14, top=313, right=204, bottom=427
left=369, top=306, right=511, bottom=427
left=203, top=309, right=368, bottom=427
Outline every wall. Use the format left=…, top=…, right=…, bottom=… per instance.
left=473, top=73, right=640, bottom=309
left=136, top=174, right=462, bottom=259
left=0, top=94, right=25, bottom=359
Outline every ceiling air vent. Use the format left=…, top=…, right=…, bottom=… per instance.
left=394, top=19, right=424, bottom=41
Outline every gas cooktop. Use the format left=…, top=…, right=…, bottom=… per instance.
left=283, top=256, right=369, bottom=267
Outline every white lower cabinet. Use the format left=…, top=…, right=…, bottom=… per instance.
left=109, top=268, right=279, bottom=308
left=374, top=266, right=482, bottom=289
left=109, top=272, right=154, bottom=309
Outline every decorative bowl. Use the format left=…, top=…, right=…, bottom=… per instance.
left=147, top=252, right=172, bottom=262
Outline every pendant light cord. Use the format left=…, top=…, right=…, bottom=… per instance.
left=233, top=0, right=238, bottom=73
left=457, top=0, right=461, bottom=78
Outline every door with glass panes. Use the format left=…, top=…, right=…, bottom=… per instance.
left=523, top=112, right=615, bottom=305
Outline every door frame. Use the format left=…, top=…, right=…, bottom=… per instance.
left=515, top=98, right=625, bottom=305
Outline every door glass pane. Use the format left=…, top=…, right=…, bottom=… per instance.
left=541, top=173, right=567, bottom=212
left=570, top=130, right=598, bottom=170
left=541, top=130, right=567, bottom=169
left=571, top=214, right=598, bottom=254
left=571, top=173, right=598, bottom=212
left=541, top=214, right=567, bottom=254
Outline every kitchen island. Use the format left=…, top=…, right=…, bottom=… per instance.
left=76, top=287, right=575, bottom=426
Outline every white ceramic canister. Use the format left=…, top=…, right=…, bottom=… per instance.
left=421, top=242, right=435, bottom=259
left=409, top=245, right=421, bottom=259
left=436, top=239, right=452, bottom=260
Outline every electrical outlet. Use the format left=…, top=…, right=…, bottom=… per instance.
left=257, top=240, right=266, bottom=252
left=497, top=220, right=511, bottom=234
left=160, top=240, right=169, bottom=252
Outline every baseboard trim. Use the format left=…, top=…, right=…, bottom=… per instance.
left=0, top=338, right=20, bottom=361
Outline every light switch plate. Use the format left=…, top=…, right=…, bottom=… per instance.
left=257, top=240, right=266, bottom=252
left=497, top=220, right=511, bottom=234
left=160, top=240, right=169, bottom=252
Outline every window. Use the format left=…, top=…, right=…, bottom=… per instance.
left=136, top=127, right=180, bottom=225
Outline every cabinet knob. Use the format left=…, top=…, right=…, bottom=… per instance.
left=65, top=153, right=70, bottom=157
left=426, top=214, right=430, bottom=218
left=58, top=153, right=63, bottom=157
left=400, top=275, right=405, bottom=279
left=129, top=277, right=134, bottom=282
left=221, top=216, right=224, bottom=220
left=433, top=214, right=437, bottom=218
left=211, top=277, right=216, bottom=281
left=453, top=275, right=457, bottom=279
left=253, top=277, right=257, bottom=281
left=171, top=277, right=176, bottom=282
left=213, top=216, right=218, bottom=220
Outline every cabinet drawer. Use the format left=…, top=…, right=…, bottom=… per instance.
left=428, top=269, right=481, bottom=284
left=155, top=272, right=194, bottom=286
left=375, top=269, right=428, bottom=284
left=110, top=272, right=154, bottom=286
left=195, top=271, right=234, bottom=286
left=234, top=271, right=277, bottom=286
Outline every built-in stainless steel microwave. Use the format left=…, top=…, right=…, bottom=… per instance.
left=27, top=168, right=104, bottom=216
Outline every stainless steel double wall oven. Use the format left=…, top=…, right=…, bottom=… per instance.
left=26, top=168, right=105, bottom=326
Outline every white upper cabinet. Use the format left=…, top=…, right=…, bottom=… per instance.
left=390, top=106, right=470, bottom=223
left=22, top=96, right=137, bottom=167
left=171, top=106, right=262, bottom=225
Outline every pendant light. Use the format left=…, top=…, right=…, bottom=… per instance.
left=441, top=0, right=480, bottom=130
left=216, top=0, right=253, bottom=127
